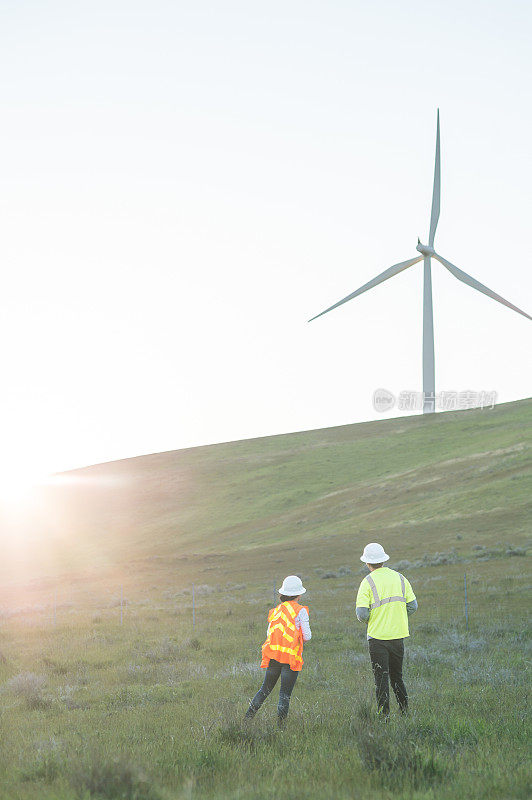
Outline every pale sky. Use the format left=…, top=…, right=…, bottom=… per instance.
left=0, top=0, right=531, bottom=486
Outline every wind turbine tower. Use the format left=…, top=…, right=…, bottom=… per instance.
left=309, top=110, right=531, bottom=413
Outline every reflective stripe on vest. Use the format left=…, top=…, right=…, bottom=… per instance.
left=268, top=607, right=296, bottom=633
left=267, top=643, right=301, bottom=658
left=268, top=623, right=295, bottom=643
left=366, top=573, right=406, bottom=610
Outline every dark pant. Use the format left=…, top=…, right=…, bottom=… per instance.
left=245, top=659, right=299, bottom=720
left=368, top=637, right=408, bottom=716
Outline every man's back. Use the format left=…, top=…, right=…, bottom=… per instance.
left=356, top=544, right=417, bottom=717
left=356, top=566, right=416, bottom=640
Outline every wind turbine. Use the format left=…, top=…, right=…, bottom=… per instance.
left=309, top=110, right=531, bottom=413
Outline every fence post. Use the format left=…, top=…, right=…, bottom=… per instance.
left=192, top=584, right=195, bottom=630
left=464, top=573, right=468, bottom=632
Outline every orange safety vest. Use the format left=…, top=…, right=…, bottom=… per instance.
left=260, top=600, right=308, bottom=672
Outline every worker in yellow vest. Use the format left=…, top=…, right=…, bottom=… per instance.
left=356, top=543, right=417, bottom=718
left=245, top=575, right=311, bottom=725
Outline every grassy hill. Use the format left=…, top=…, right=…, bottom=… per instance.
left=0, top=400, right=530, bottom=799
left=2, top=397, right=530, bottom=597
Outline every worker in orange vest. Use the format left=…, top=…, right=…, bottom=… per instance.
left=245, top=575, right=311, bottom=725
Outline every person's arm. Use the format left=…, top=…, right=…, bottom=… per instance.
left=404, top=578, right=417, bottom=615
left=265, top=611, right=272, bottom=638
left=296, top=607, right=312, bottom=641
left=355, top=578, right=371, bottom=624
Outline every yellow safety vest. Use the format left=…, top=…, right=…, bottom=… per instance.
left=356, top=567, right=415, bottom=640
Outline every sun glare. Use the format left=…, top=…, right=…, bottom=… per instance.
left=0, top=461, right=49, bottom=510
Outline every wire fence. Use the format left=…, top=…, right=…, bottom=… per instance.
left=0, top=570, right=503, bottom=636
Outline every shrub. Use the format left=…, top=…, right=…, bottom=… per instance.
left=69, top=753, right=163, bottom=799
left=351, top=706, right=446, bottom=789
left=412, top=549, right=463, bottom=567
left=393, top=559, right=413, bottom=570
left=194, top=584, right=215, bottom=595
left=337, top=565, right=352, bottom=576
left=21, top=740, right=62, bottom=783
left=42, top=657, right=68, bottom=675
left=506, top=546, right=527, bottom=557
left=7, top=672, right=47, bottom=709
left=145, top=636, right=180, bottom=663
left=320, top=565, right=352, bottom=578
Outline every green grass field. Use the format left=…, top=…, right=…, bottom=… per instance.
left=0, top=400, right=531, bottom=799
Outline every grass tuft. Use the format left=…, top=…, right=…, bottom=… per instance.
left=352, top=710, right=447, bottom=790
left=20, top=739, right=63, bottom=783
left=69, top=752, right=163, bottom=800
left=217, top=718, right=280, bottom=753
left=7, top=671, right=49, bottom=709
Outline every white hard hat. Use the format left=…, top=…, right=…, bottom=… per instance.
left=279, top=575, right=306, bottom=596
left=360, top=542, right=389, bottom=564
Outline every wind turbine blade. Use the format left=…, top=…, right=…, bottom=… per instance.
left=428, top=109, right=440, bottom=247
left=308, top=256, right=423, bottom=322
left=434, top=253, right=532, bottom=321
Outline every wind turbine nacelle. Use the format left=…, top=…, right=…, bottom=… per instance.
left=416, top=241, right=435, bottom=257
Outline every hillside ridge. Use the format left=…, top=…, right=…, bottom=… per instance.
left=2, top=399, right=530, bottom=594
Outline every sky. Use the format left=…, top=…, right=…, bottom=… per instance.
left=0, top=0, right=531, bottom=487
